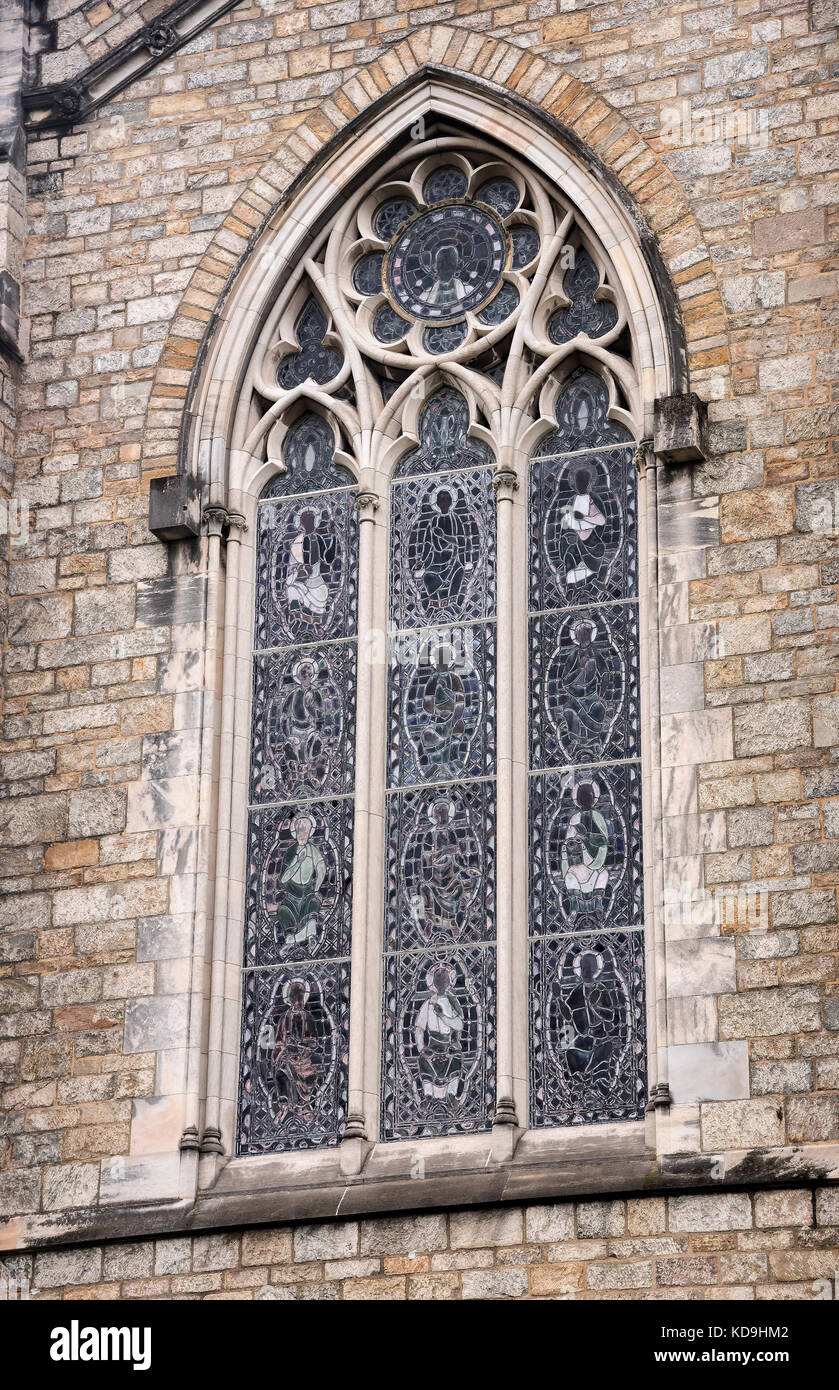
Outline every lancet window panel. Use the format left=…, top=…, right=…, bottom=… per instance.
left=237, top=414, right=357, bottom=1156
left=382, top=387, right=497, bottom=1141
left=528, top=371, right=647, bottom=1131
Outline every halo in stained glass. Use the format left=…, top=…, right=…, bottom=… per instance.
left=384, top=202, right=509, bottom=325
left=475, top=178, right=521, bottom=217
left=373, top=303, right=410, bottom=344
left=373, top=198, right=417, bottom=240
left=353, top=253, right=384, bottom=297
left=423, top=166, right=469, bottom=203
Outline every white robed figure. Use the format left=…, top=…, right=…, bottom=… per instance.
left=414, top=963, right=465, bottom=1100
left=285, top=507, right=331, bottom=620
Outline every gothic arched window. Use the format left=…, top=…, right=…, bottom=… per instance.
left=226, top=123, right=659, bottom=1156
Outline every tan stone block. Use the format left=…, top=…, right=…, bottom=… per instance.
left=44, top=839, right=99, bottom=870
left=529, top=1262, right=585, bottom=1295
left=720, top=487, right=794, bottom=543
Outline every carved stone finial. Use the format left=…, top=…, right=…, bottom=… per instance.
left=492, top=467, right=518, bottom=498
left=179, top=1125, right=200, bottom=1152
left=649, top=1082, right=672, bottom=1110
left=355, top=490, right=379, bottom=519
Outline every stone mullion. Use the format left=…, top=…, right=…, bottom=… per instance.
left=344, top=487, right=380, bottom=1143
left=493, top=463, right=519, bottom=1128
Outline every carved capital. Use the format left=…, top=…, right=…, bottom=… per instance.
left=203, top=505, right=247, bottom=539
left=356, top=490, right=380, bottom=520
left=633, top=440, right=655, bottom=478
left=492, top=467, right=519, bottom=499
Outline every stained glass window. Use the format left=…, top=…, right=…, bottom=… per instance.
left=238, top=414, right=357, bottom=1153
left=382, top=388, right=497, bottom=1139
left=528, top=371, right=647, bottom=1128
left=235, top=132, right=652, bottom=1158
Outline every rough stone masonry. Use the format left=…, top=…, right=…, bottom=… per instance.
left=0, top=0, right=838, bottom=1299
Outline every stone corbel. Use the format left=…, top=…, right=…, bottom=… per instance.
left=653, top=392, right=708, bottom=464
left=148, top=473, right=200, bottom=541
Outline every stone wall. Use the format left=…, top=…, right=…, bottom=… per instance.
left=0, top=0, right=838, bottom=1274
left=4, top=1190, right=839, bottom=1300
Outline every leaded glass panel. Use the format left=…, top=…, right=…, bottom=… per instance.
left=382, top=386, right=497, bottom=1139
left=238, top=961, right=350, bottom=1153
left=238, top=416, right=356, bottom=1154
left=530, top=931, right=646, bottom=1127
left=382, top=947, right=496, bottom=1140
left=528, top=372, right=646, bottom=1129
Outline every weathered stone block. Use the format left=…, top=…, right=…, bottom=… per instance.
left=701, top=1099, right=784, bottom=1150
left=450, top=1207, right=522, bottom=1249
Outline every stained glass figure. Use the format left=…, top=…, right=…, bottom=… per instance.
left=277, top=298, right=343, bottom=389
left=384, top=386, right=496, bottom=1139
left=530, top=932, right=646, bottom=1126
left=386, top=782, right=494, bottom=951
left=389, top=626, right=494, bottom=788
left=531, top=605, right=639, bottom=769
left=250, top=645, right=355, bottom=802
left=256, top=490, right=357, bottom=649
left=385, top=204, right=509, bottom=323
left=245, top=799, right=353, bottom=968
left=529, top=362, right=645, bottom=1129
left=391, top=470, right=493, bottom=628
left=548, top=250, right=618, bottom=344
left=239, top=416, right=356, bottom=1154
left=239, top=962, right=350, bottom=1153
left=530, top=445, right=636, bottom=610
left=382, top=947, right=496, bottom=1139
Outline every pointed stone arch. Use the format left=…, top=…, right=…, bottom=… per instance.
left=140, top=25, right=727, bottom=511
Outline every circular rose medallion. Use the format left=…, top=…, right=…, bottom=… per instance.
left=384, top=202, right=509, bottom=325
